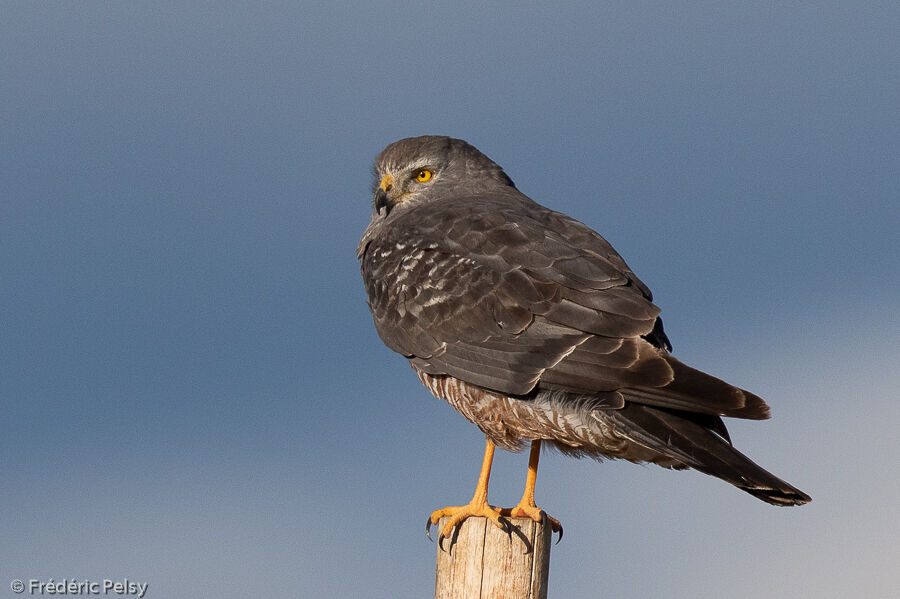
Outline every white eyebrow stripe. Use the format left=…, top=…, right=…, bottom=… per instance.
left=405, top=158, right=434, bottom=172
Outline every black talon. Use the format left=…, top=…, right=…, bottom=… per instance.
left=438, top=532, right=448, bottom=554
left=554, top=523, right=564, bottom=544
left=505, top=520, right=532, bottom=554
left=426, top=518, right=435, bottom=542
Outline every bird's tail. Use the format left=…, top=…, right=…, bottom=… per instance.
left=611, top=404, right=811, bottom=506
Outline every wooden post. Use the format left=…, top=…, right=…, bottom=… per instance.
left=434, top=516, right=552, bottom=599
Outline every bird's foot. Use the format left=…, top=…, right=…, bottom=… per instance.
left=426, top=501, right=509, bottom=553
left=500, top=502, right=563, bottom=543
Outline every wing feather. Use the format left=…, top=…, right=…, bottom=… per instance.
left=360, top=190, right=770, bottom=420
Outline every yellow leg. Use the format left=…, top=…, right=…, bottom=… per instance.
left=427, top=438, right=509, bottom=549
left=501, top=440, right=563, bottom=539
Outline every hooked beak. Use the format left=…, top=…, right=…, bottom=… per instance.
left=374, top=173, right=394, bottom=214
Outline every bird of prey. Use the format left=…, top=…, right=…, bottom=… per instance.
left=358, top=135, right=810, bottom=547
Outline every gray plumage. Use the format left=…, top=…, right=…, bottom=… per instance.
left=359, top=135, right=810, bottom=506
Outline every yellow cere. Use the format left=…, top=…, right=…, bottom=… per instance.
left=415, top=169, right=433, bottom=182
left=379, top=173, right=394, bottom=191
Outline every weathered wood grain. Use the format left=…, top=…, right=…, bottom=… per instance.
left=434, top=516, right=552, bottom=599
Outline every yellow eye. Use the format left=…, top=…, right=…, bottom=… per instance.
left=414, top=169, right=433, bottom=182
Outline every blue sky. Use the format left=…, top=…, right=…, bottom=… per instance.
left=1, top=2, right=898, bottom=597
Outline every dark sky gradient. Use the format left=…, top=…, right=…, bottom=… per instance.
left=2, top=3, right=898, bottom=597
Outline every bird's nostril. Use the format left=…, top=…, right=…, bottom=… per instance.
left=385, top=184, right=392, bottom=192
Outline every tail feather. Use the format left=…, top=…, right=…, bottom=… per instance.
left=611, top=404, right=811, bottom=506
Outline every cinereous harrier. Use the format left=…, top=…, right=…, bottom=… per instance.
left=358, top=136, right=810, bottom=547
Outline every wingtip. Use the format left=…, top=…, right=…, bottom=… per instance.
left=736, top=389, right=772, bottom=421
left=744, top=486, right=812, bottom=506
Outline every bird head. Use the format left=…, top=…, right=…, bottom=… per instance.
left=371, top=136, right=515, bottom=217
